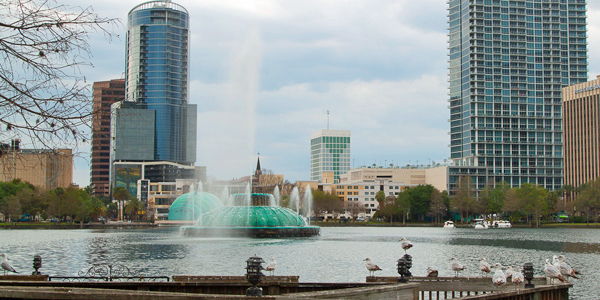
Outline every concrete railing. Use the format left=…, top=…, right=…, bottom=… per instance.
left=366, top=276, right=570, bottom=300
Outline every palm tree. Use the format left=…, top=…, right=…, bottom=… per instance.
left=89, top=198, right=106, bottom=221
left=124, top=198, right=143, bottom=221
left=112, top=186, right=131, bottom=221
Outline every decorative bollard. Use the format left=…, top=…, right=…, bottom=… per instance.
left=523, top=262, right=534, bottom=288
left=32, top=255, right=42, bottom=275
left=245, top=255, right=265, bottom=296
left=397, top=257, right=408, bottom=283
left=402, top=254, right=413, bottom=277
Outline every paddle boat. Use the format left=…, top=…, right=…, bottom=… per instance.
left=443, top=220, right=455, bottom=228
left=487, top=220, right=512, bottom=228
left=472, top=219, right=488, bottom=229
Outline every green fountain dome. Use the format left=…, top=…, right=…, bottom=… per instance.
left=199, top=206, right=307, bottom=227
left=182, top=192, right=320, bottom=238
left=168, top=192, right=224, bottom=221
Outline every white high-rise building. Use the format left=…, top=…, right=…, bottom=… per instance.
left=447, top=0, right=588, bottom=191
left=310, top=130, right=351, bottom=183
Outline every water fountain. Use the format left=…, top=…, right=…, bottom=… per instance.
left=167, top=183, right=223, bottom=221
left=181, top=189, right=320, bottom=238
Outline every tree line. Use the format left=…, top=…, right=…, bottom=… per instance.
left=0, top=179, right=144, bottom=224
left=310, top=175, right=600, bottom=226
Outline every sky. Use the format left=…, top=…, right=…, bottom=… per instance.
left=63, top=0, right=600, bottom=187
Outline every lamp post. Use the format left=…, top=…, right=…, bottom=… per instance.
left=397, top=257, right=408, bottom=283
left=32, top=255, right=42, bottom=275
left=245, top=255, right=265, bottom=296
left=523, top=262, right=534, bottom=288
left=402, top=254, right=413, bottom=277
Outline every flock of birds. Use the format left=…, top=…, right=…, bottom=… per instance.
left=0, top=241, right=582, bottom=291
left=362, top=237, right=581, bottom=290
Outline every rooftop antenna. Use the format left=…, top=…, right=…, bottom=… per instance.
left=327, top=110, right=330, bottom=129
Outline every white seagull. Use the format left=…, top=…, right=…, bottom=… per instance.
left=265, top=258, right=277, bottom=276
left=544, top=259, right=567, bottom=284
left=364, top=258, right=382, bottom=277
left=1, top=254, right=17, bottom=275
left=449, top=257, right=467, bottom=277
left=554, top=255, right=580, bottom=279
left=557, top=255, right=581, bottom=275
left=512, top=266, right=524, bottom=290
left=479, top=258, right=491, bottom=276
left=504, top=266, right=514, bottom=281
left=492, top=263, right=506, bottom=287
left=400, top=237, right=413, bottom=254
left=426, top=267, right=438, bottom=277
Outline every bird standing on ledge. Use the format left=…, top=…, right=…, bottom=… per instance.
left=400, top=237, right=413, bottom=254
left=364, top=258, right=382, bottom=276
left=1, top=254, right=18, bottom=275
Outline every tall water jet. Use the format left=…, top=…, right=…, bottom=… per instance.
left=221, top=186, right=230, bottom=207
left=304, top=185, right=313, bottom=226
left=272, top=185, right=281, bottom=207
left=245, top=182, right=251, bottom=223
left=290, top=186, right=300, bottom=215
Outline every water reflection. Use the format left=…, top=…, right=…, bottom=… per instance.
left=0, top=227, right=597, bottom=299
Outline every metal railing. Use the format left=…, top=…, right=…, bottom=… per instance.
left=48, top=264, right=170, bottom=282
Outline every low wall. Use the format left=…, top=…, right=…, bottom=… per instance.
left=0, top=275, right=569, bottom=300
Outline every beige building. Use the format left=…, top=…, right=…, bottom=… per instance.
left=338, top=166, right=449, bottom=192
left=0, top=144, right=73, bottom=190
left=335, top=180, right=416, bottom=218
left=326, top=166, right=449, bottom=219
left=563, top=75, right=600, bottom=191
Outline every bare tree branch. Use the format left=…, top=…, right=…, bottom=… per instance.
left=0, top=0, right=120, bottom=150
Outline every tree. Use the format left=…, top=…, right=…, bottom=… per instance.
left=375, top=190, right=385, bottom=203
left=112, top=186, right=131, bottom=221
left=397, top=191, right=410, bottom=225
left=18, top=188, right=47, bottom=221
left=0, top=0, right=118, bottom=149
left=89, top=197, right=106, bottom=221
left=377, top=195, right=398, bottom=224
left=407, top=185, right=435, bottom=221
left=563, top=185, right=575, bottom=211
left=311, top=189, right=343, bottom=221
left=489, top=181, right=509, bottom=215
left=517, top=183, right=549, bottom=227
left=575, top=177, right=600, bottom=223
left=428, top=188, right=446, bottom=225
left=0, top=178, right=34, bottom=199
left=124, top=198, right=143, bottom=221
left=106, top=202, right=118, bottom=220
left=451, top=175, right=476, bottom=223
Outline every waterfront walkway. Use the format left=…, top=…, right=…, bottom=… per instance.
left=0, top=275, right=570, bottom=300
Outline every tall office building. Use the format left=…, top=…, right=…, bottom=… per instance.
left=448, top=0, right=588, bottom=191
left=310, top=130, right=351, bottom=183
left=110, top=1, right=197, bottom=195
left=91, top=79, right=125, bottom=197
left=563, top=76, right=600, bottom=191
left=124, top=0, right=196, bottom=164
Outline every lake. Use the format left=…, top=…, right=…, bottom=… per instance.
left=0, top=226, right=597, bottom=299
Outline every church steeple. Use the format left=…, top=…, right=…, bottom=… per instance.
left=255, top=154, right=262, bottom=176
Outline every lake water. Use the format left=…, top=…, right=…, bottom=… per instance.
left=0, top=226, right=597, bottom=299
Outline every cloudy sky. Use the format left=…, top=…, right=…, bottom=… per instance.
left=65, top=0, right=600, bottom=187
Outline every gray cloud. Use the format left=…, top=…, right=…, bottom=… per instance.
left=61, top=0, right=600, bottom=186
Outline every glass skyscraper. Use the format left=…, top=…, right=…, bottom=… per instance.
left=310, top=130, right=351, bottom=183
left=125, top=1, right=196, bottom=164
left=448, top=0, right=587, bottom=191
